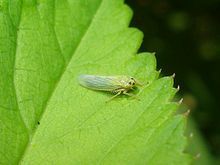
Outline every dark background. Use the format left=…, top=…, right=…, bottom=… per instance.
left=126, top=0, right=220, bottom=159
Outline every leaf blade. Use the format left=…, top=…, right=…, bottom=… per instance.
left=0, top=0, right=192, bottom=164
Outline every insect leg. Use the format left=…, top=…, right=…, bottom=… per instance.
left=123, top=91, right=140, bottom=101
left=106, top=90, right=123, bottom=103
left=130, top=87, right=135, bottom=91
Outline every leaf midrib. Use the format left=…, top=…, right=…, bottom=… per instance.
left=17, top=0, right=104, bottom=163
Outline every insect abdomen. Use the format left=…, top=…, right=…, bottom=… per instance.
left=78, top=75, right=120, bottom=91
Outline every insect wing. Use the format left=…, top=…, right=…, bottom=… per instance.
left=78, top=75, right=122, bottom=91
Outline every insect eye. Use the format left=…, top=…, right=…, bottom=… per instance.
left=132, top=82, right=135, bottom=85
left=129, top=82, right=132, bottom=85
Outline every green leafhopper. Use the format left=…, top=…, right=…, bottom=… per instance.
left=78, top=75, right=143, bottom=102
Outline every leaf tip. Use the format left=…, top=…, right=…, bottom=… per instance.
left=178, top=98, right=183, bottom=104
left=176, top=85, right=180, bottom=91
left=171, top=73, right=176, bottom=78
left=151, top=52, right=156, bottom=55
left=183, top=109, right=191, bottom=117
left=194, top=153, right=201, bottom=160
left=189, top=132, right=194, bottom=138
left=158, top=68, right=162, bottom=74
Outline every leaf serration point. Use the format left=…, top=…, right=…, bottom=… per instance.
left=194, top=153, right=201, bottom=159
left=158, top=68, right=162, bottom=74
left=189, top=132, right=194, bottom=138
left=178, top=98, right=183, bottom=104
left=183, top=109, right=191, bottom=117
left=176, top=85, right=180, bottom=92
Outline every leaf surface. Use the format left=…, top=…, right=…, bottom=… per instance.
left=0, top=0, right=191, bottom=164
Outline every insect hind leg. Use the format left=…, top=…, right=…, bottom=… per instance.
left=106, top=91, right=122, bottom=103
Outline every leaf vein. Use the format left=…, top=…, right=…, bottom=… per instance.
left=19, top=0, right=104, bottom=162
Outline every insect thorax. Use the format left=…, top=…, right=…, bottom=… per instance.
left=111, top=90, right=119, bottom=94
left=111, top=88, right=127, bottom=94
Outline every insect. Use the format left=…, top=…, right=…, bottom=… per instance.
left=78, top=75, right=143, bottom=102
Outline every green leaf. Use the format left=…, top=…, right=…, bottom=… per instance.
left=0, top=0, right=192, bottom=164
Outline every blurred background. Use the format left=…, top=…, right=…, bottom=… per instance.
left=126, top=0, right=220, bottom=163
